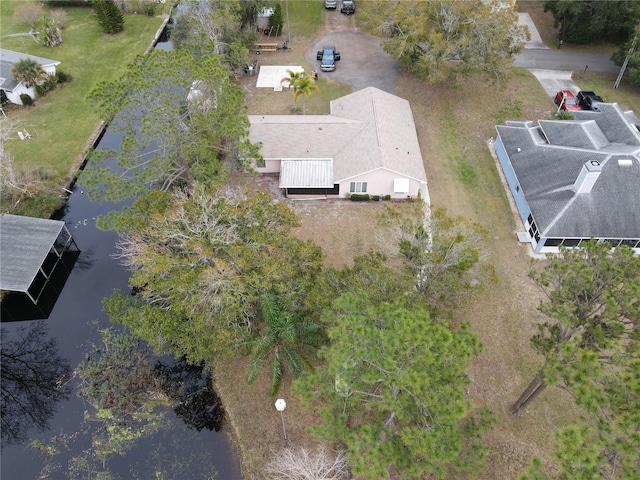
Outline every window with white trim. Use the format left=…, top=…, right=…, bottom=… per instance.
left=350, top=182, right=367, bottom=193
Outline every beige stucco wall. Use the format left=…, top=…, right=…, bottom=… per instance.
left=339, top=169, right=425, bottom=199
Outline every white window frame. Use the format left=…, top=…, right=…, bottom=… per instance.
left=350, top=181, right=367, bottom=193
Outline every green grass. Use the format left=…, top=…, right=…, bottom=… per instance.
left=288, top=0, right=325, bottom=41
left=572, top=70, right=640, bottom=113
left=1, top=1, right=166, bottom=216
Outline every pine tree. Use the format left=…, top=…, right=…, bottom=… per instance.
left=94, top=0, right=124, bottom=35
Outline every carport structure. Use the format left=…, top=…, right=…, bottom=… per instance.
left=0, top=214, right=78, bottom=305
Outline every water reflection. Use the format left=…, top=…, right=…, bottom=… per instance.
left=154, top=358, right=225, bottom=432
left=0, top=322, right=71, bottom=447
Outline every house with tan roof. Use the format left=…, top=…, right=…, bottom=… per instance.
left=0, top=49, right=60, bottom=105
left=249, top=87, right=429, bottom=201
left=495, top=102, right=640, bottom=254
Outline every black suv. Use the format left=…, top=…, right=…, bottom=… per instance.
left=341, top=0, right=355, bottom=14
left=577, top=91, right=604, bottom=111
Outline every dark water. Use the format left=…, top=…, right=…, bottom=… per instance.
left=1, top=28, right=242, bottom=480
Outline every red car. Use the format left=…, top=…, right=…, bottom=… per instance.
left=554, top=90, right=580, bottom=111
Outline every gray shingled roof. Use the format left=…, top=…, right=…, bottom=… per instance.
left=496, top=103, right=640, bottom=240
left=0, top=49, right=60, bottom=92
left=249, top=87, right=427, bottom=186
left=0, top=214, right=65, bottom=292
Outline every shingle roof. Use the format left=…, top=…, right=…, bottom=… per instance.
left=248, top=87, right=427, bottom=186
left=0, top=49, right=60, bottom=92
left=0, top=214, right=65, bottom=292
left=496, top=103, right=640, bottom=240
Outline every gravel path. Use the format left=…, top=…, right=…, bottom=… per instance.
left=306, top=10, right=400, bottom=93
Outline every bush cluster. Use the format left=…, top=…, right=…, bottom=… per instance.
left=20, top=93, right=34, bottom=106
left=348, top=194, right=392, bottom=202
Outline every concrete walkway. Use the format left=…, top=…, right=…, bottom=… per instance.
left=518, top=13, right=548, bottom=50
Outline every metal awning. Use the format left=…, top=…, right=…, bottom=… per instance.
left=0, top=214, right=69, bottom=296
left=279, top=159, right=333, bottom=188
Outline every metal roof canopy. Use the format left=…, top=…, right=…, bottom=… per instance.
left=280, top=159, right=334, bottom=188
left=0, top=214, right=72, bottom=302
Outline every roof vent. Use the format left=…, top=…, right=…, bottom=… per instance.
left=618, top=159, right=633, bottom=166
left=573, top=160, right=602, bottom=194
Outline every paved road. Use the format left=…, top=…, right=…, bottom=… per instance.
left=515, top=49, right=619, bottom=74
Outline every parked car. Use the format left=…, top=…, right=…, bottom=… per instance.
left=577, top=90, right=604, bottom=111
left=324, top=0, right=337, bottom=9
left=554, top=90, right=580, bottom=111
left=340, top=0, right=355, bottom=14
left=317, top=46, right=341, bottom=72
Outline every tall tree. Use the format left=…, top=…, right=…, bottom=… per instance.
left=294, top=293, right=494, bottom=479
left=377, top=202, right=492, bottom=308
left=242, top=293, right=326, bottom=396
left=171, top=0, right=257, bottom=71
left=360, top=0, right=528, bottom=83
left=10, top=58, right=48, bottom=88
left=82, top=49, right=258, bottom=210
left=612, top=25, right=640, bottom=87
left=512, top=241, right=640, bottom=416
left=544, top=0, right=640, bottom=44
left=520, top=340, right=640, bottom=480
left=93, top=0, right=124, bottom=35
left=104, top=185, right=324, bottom=365
left=282, top=70, right=319, bottom=114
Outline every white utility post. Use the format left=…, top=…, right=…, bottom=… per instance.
left=557, top=92, right=566, bottom=113
left=275, top=398, right=287, bottom=440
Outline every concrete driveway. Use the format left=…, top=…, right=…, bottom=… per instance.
left=307, top=29, right=400, bottom=93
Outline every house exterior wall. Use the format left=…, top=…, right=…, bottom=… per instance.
left=5, top=84, right=36, bottom=105
left=495, top=135, right=540, bottom=251
left=338, top=169, right=424, bottom=199
left=255, top=158, right=281, bottom=174
left=2, top=64, right=57, bottom=105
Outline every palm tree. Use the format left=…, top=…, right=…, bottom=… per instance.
left=11, top=59, right=48, bottom=88
left=243, top=293, right=326, bottom=396
left=281, top=70, right=319, bottom=114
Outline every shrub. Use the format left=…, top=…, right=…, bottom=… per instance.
left=350, top=193, right=370, bottom=201
left=371, top=195, right=380, bottom=201
left=554, top=110, right=574, bottom=120
left=384, top=194, right=391, bottom=201
left=55, top=69, right=72, bottom=83
left=13, top=4, right=45, bottom=30
left=269, top=3, right=284, bottom=35
left=20, top=94, right=34, bottom=106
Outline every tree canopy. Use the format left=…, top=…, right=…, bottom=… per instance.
left=514, top=241, right=640, bottom=478
left=82, top=49, right=257, bottom=208
left=294, top=293, right=494, bottom=479
left=11, top=58, right=48, bottom=87
left=170, top=0, right=261, bottom=70
left=242, top=293, right=327, bottom=396
left=359, top=0, right=528, bottom=83
left=93, top=0, right=124, bottom=35
left=104, top=185, right=323, bottom=365
left=544, top=0, right=640, bottom=44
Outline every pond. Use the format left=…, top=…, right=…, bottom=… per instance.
left=0, top=23, right=242, bottom=480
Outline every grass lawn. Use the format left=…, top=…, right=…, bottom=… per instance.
left=1, top=1, right=167, bottom=216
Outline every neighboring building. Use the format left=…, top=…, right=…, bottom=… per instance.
left=0, top=49, right=60, bottom=105
left=495, top=102, right=640, bottom=254
left=249, top=87, right=429, bottom=201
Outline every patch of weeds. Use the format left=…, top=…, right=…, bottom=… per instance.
left=454, top=154, right=478, bottom=188
left=439, top=114, right=479, bottom=188
left=491, top=100, right=523, bottom=123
